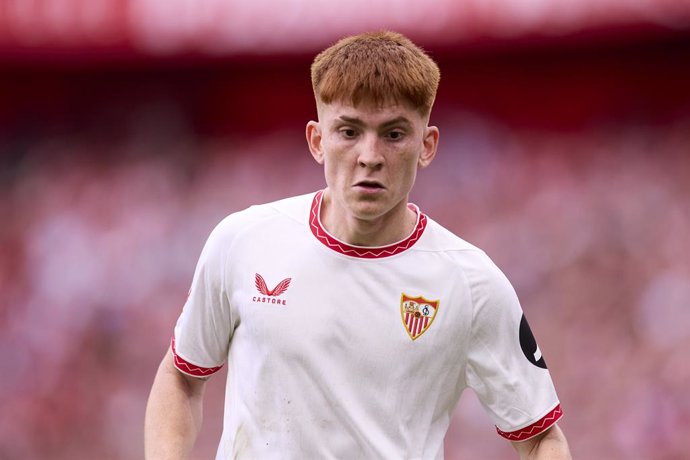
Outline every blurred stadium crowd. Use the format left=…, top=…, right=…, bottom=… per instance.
left=0, top=102, right=688, bottom=458
left=2, top=1, right=690, bottom=456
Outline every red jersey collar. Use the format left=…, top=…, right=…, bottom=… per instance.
left=309, top=190, right=427, bottom=259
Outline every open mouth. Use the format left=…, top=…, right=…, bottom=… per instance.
left=354, top=181, right=385, bottom=190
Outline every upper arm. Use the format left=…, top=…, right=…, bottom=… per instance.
left=511, top=423, right=571, bottom=460
left=145, top=347, right=209, bottom=459
left=173, top=217, right=236, bottom=377
left=465, top=255, right=562, bottom=441
left=462, top=252, right=563, bottom=441
left=157, top=346, right=210, bottom=397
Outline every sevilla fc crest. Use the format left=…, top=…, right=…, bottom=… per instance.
left=401, top=293, right=439, bottom=340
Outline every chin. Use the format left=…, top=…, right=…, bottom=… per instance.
left=348, top=202, right=389, bottom=220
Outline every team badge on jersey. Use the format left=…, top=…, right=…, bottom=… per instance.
left=401, top=294, right=439, bottom=340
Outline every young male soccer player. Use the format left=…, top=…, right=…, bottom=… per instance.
left=145, top=31, right=571, bottom=459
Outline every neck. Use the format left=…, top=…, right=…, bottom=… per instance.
left=319, top=190, right=418, bottom=247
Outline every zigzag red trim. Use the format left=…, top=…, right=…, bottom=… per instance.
left=496, top=404, right=563, bottom=441
left=171, top=337, right=223, bottom=378
left=309, top=190, right=427, bottom=259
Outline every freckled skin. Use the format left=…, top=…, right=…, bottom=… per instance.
left=306, top=100, right=439, bottom=246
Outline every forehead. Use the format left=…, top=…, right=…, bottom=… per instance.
left=317, top=99, right=425, bottom=125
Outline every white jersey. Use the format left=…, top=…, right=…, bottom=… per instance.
left=172, top=191, right=563, bottom=459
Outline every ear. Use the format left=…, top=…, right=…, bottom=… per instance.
left=418, top=126, right=439, bottom=169
left=306, top=120, right=324, bottom=165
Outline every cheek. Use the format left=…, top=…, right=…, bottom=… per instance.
left=394, top=150, right=421, bottom=174
left=392, top=154, right=421, bottom=187
left=322, top=153, right=349, bottom=183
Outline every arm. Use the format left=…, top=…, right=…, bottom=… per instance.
left=511, top=423, right=571, bottom=460
left=144, top=347, right=208, bottom=460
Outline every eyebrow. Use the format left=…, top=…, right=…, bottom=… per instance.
left=337, top=115, right=412, bottom=128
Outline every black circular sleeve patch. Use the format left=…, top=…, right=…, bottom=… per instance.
left=519, top=314, right=548, bottom=369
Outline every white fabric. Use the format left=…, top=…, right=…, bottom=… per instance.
left=173, top=191, right=561, bottom=459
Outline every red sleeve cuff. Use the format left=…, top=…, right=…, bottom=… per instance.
left=171, top=336, right=223, bottom=378
left=496, top=404, right=563, bottom=441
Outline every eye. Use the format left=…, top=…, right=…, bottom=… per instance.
left=386, top=130, right=405, bottom=141
left=340, top=128, right=357, bottom=139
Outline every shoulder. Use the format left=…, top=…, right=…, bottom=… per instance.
left=418, top=216, right=516, bottom=300
left=212, top=192, right=315, bottom=240
left=417, top=216, right=500, bottom=274
left=193, top=193, right=315, bottom=263
left=417, top=216, right=483, bottom=254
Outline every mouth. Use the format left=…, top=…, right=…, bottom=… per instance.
left=354, top=180, right=385, bottom=190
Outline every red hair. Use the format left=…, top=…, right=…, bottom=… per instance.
left=311, top=31, right=440, bottom=116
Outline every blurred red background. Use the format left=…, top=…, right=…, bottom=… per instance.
left=1, top=1, right=689, bottom=459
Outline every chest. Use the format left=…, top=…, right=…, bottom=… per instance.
left=226, top=241, right=473, bottom=373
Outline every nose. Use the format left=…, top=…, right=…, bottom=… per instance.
left=357, top=135, right=384, bottom=170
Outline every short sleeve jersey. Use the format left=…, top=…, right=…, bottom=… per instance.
left=172, top=191, right=563, bottom=459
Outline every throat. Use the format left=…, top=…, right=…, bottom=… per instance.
left=319, top=193, right=418, bottom=247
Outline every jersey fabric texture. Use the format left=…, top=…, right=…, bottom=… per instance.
left=172, top=191, right=563, bottom=459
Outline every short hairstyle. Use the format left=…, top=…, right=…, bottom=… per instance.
left=311, top=31, right=440, bottom=116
